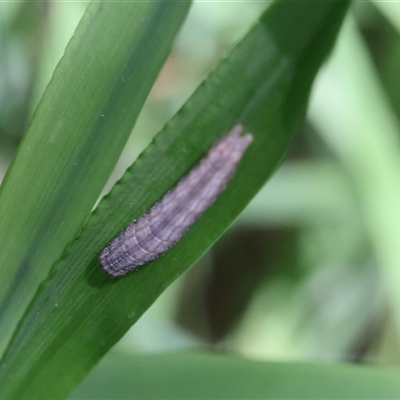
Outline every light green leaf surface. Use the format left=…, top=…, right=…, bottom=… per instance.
left=0, top=1, right=190, bottom=354
left=0, top=1, right=350, bottom=398
left=309, top=16, right=400, bottom=337
left=71, top=352, right=400, bottom=399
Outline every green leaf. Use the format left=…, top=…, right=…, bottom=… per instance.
left=0, top=1, right=191, bottom=354
left=0, top=1, right=350, bottom=398
left=71, top=352, right=400, bottom=399
left=309, top=15, right=400, bottom=338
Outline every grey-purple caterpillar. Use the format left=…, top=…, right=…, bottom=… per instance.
left=100, top=124, right=253, bottom=277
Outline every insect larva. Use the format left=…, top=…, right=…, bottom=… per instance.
left=100, top=124, right=253, bottom=277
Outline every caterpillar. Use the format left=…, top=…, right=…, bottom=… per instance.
left=100, top=124, right=253, bottom=277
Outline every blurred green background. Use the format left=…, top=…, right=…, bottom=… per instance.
left=2, top=0, right=400, bottom=396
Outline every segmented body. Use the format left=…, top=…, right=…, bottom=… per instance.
left=100, top=124, right=253, bottom=277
